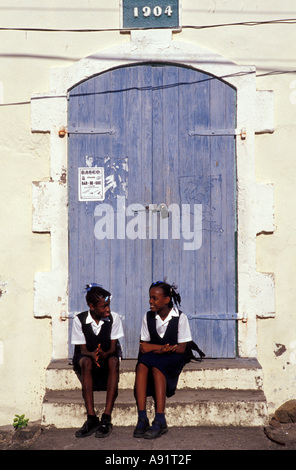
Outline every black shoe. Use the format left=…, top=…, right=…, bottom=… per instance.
left=95, top=416, right=113, bottom=438
left=75, top=417, right=100, bottom=438
left=133, top=417, right=150, bottom=438
left=143, top=419, right=168, bottom=439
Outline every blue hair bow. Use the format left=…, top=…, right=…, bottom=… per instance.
left=151, top=279, right=179, bottom=295
left=84, top=283, right=103, bottom=292
left=84, top=283, right=112, bottom=302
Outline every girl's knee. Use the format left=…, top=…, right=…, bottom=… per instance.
left=152, top=367, right=166, bottom=382
left=80, top=356, right=92, bottom=373
left=108, top=356, right=119, bottom=373
left=136, top=363, right=148, bottom=375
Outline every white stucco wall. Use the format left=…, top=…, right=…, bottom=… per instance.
left=0, top=0, right=296, bottom=424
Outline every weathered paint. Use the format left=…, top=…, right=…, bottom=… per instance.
left=68, top=64, right=237, bottom=358
left=8, top=0, right=296, bottom=428
left=30, top=33, right=275, bottom=361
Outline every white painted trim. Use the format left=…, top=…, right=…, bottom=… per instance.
left=31, top=31, right=275, bottom=359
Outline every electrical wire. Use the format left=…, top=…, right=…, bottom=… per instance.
left=0, top=18, right=296, bottom=32
left=0, top=17, right=295, bottom=106
left=1, top=66, right=295, bottom=107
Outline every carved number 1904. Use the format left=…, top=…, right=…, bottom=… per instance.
left=133, top=5, right=173, bottom=18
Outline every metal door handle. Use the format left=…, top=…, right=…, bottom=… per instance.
left=132, top=203, right=169, bottom=218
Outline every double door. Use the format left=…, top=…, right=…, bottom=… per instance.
left=68, top=64, right=237, bottom=358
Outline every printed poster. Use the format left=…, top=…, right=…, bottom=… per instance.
left=78, top=167, right=104, bottom=201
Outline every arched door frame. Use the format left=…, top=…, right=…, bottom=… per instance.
left=31, top=30, right=275, bottom=360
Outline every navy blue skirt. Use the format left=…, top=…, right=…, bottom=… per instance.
left=137, top=352, right=186, bottom=398
left=73, top=352, right=118, bottom=391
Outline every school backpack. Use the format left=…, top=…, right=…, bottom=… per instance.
left=184, top=340, right=205, bottom=363
left=177, top=309, right=205, bottom=363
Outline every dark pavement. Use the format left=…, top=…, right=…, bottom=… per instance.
left=1, top=421, right=296, bottom=453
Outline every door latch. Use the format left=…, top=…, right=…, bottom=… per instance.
left=132, top=203, right=169, bottom=219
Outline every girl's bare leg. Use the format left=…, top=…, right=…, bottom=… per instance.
left=104, top=356, right=119, bottom=415
left=79, top=356, right=96, bottom=416
left=134, top=363, right=149, bottom=411
left=151, top=367, right=166, bottom=414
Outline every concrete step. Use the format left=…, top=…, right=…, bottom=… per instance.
left=42, top=388, right=268, bottom=428
left=42, top=358, right=269, bottom=428
left=45, top=358, right=264, bottom=391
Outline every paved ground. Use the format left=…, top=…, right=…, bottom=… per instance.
left=1, top=421, right=296, bottom=453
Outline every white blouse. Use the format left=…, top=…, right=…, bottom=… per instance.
left=71, top=311, right=124, bottom=345
left=140, top=307, right=192, bottom=344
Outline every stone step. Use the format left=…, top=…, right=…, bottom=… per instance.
left=45, top=358, right=264, bottom=392
left=42, top=388, right=268, bottom=428
left=42, top=358, right=268, bottom=428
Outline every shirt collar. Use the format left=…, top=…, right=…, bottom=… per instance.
left=86, top=311, right=110, bottom=324
left=156, top=306, right=179, bottom=323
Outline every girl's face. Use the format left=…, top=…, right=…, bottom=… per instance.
left=89, top=297, right=111, bottom=321
left=149, top=287, right=171, bottom=314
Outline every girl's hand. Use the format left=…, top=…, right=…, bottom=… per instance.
left=139, top=341, right=150, bottom=354
left=162, top=343, right=177, bottom=354
left=140, top=342, right=161, bottom=354
left=97, top=343, right=109, bottom=361
left=139, top=342, right=178, bottom=354
left=92, top=344, right=101, bottom=367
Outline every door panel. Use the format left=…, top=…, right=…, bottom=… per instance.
left=68, top=64, right=237, bottom=358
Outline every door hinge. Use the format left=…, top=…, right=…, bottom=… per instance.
left=68, top=126, right=115, bottom=135
left=189, top=128, right=246, bottom=140
left=188, top=312, right=247, bottom=322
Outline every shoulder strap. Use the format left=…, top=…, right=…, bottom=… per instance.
left=77, top=310, right=88, bottom=324
left=146, top=311, right=158, bottom=341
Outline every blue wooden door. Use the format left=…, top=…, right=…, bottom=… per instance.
left=68, top=64, right=237, bottom=358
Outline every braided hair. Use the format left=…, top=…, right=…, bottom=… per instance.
left=85, top=284, right=111, bottom=306
left=149, top=281, right=181, bottom=309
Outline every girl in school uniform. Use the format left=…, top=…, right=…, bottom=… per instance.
left=72, top=284, right=124, bottom=438
left=134, top=281, right=192, bottom=439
